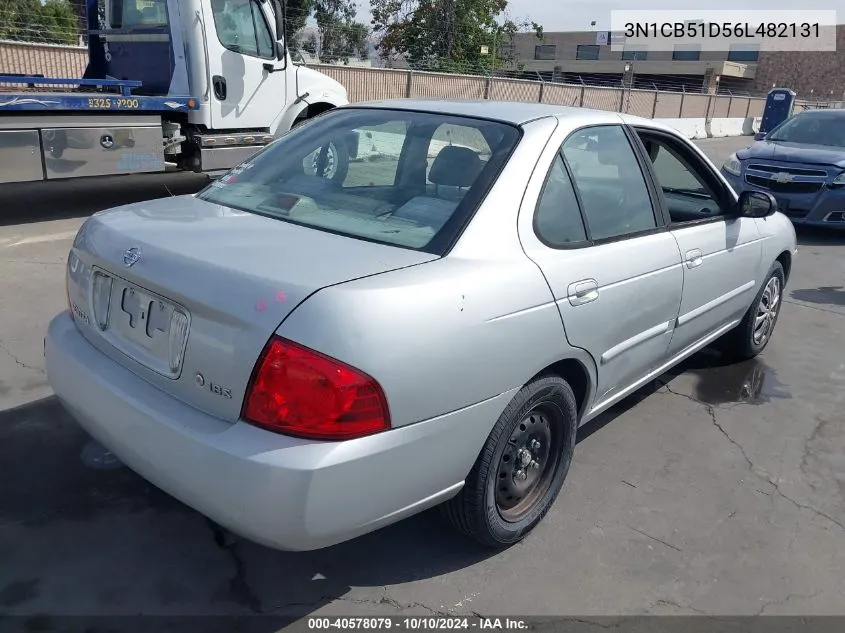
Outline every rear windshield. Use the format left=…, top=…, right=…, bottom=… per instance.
left=196, top=108, right=520, bottom=254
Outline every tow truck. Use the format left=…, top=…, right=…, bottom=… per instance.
left=0, top=0, right=349, bottom=185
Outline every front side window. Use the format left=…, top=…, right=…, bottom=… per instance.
left=210, top=0, right=275, bottom=59
left=637, top=133, right=724, bottom=223
left=197, top=109, right=520, bottom=253
left=562, top=126, right=657, bottom=241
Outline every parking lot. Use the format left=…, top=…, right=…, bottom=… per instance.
left=1, top=136, right=844, bottom=621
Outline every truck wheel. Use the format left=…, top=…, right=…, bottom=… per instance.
left=440, top=375, right=578, bottom=548
left=312, top=141, right=349, bottom=183
left=293, top=117, right=349, bottom=183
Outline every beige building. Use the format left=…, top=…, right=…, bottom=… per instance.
left=506, top=30, right=758, bottom=93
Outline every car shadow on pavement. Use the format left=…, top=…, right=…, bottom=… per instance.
left=0, top=396, right=499, bottom=626
left=0, top=173, right=208, bottom=226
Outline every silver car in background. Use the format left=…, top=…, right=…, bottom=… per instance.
left=46, top=101, right=797, bottom=551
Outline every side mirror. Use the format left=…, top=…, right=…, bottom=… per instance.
left=276, top=41, right=285, bottom=62
left=739, top=190, right=777, bottom=218
left=754, top=132, right=767, bottom=141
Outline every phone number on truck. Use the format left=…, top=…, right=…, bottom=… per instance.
left=87, top=98, right=141, bottom=109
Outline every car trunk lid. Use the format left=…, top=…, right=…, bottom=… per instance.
left=66, top=194, right=437, bottom=422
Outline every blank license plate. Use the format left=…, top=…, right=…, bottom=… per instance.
left=92, top=270, right=189, bottom=377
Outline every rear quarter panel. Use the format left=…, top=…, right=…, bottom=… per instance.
left=276, top=254, right=573, bottom=429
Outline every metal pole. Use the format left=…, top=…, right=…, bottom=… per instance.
left=745, top=95, right=751, bottom=118
left=405, top=70, right=413, bottom=98
left=579, top=79, right=585, bottom=107
left=651, top=84, right=658, bottom=119
left=679, top=85, right=685, bottom=118
left=538, top=75, right=545, bottom=103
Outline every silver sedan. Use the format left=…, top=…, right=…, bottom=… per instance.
left=46, top=100, right=797, bottom=551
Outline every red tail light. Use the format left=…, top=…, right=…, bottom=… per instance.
left=242, top=336, right=391, bottom=441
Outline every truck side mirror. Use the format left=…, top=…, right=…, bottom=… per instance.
left=754, top=132, right=767, bottom=141
left=738, top=190, right=777, bottom=218
left=276, top=41, right=285, bottom=61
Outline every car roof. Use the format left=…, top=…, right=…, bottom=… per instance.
left=347, top=98, right=656, bottom=127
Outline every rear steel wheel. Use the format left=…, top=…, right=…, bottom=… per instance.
left=441, top=375, right=578, bottom=548
left=495, top=406, right=562, bottom=523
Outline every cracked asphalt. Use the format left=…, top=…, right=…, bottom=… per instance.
left=1, top=137, right=844, bottom=624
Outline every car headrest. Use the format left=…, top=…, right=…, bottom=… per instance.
left=429, top=146, right=482, bottom=188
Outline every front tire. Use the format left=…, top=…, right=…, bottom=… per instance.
left=720, top=261, right=785, bottom=361
left=441, top=375, right=578, bottom=548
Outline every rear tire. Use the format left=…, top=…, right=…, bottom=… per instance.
left=719, top=261, right=784, bottom=362
left=441, top=375, right=578, bottom=548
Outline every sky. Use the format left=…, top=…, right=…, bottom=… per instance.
left=353, top=0, right=843, bottom=32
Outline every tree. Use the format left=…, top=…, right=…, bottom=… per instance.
left=39, top=0, right=78, bottom=44
left=0, top=0, right=78, bottom=45
left=285, top=0, right=314, bottom=52
left=312, top=0, right=369, bottom=64
left=346, top=21, right=370, bottom=60
left=302, top=32, right=318, bottom=55
left=371, top=0, right=541, bottom=73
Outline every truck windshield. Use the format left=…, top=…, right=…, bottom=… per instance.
left=196, top=108, right=521, bottom=254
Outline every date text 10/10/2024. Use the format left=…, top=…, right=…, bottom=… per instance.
left=307, top=618, right=529, bottom=630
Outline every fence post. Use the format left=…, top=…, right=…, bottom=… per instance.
left=484, top=75, right=492, bottom=100
left=651, top=88, right=658, bottom=118
left=405, top=70, right=413, bottom=98
left=705, top=94, right=713, bottom=123
left=727, top=90, right=733, bottom=118
left=579, top=81, right=585, bottom=107
left=618, top=82, right=625, bottom=112
left=538, top=75, right=545, bottom=103
left=745, top=96, right=751, bottom=118
left=679, top=86, right=685, bottom=117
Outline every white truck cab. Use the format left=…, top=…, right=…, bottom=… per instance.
left=0, top=0, right=350, bottom=184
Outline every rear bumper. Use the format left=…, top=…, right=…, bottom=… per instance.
left=722, top=169, right=845, bottom=230
left=46, top=312, right=507, bottom=551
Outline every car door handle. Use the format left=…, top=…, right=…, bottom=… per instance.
left=568, top=279, right=599, bottom=306
left=685, top=249, right=703, bottom=269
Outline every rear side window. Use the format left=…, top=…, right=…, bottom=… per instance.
left=534, top=154, right=587, bottom=246
left=562, top=125, right=657, bottom=241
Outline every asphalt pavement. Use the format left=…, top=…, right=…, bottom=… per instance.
left=1, top=137, right=844, bottom=624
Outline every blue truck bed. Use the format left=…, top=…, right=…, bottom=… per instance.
left=0, top=76, right=199, bottom=113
